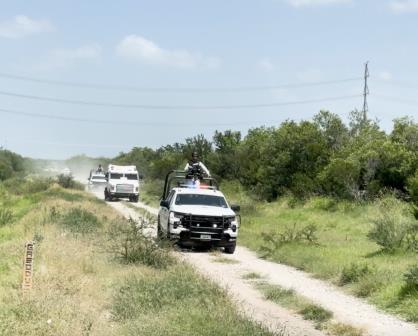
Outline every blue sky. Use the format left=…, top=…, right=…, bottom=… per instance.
left=0, top=0, right=417, bottom=159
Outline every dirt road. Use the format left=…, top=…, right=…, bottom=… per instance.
left=90, top=189, right=418, bottom=336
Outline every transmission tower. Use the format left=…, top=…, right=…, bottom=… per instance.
left=362, top=61, right=370, bottom=121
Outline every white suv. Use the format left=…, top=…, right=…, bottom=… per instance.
left=158, top=187, right=240, bottom=254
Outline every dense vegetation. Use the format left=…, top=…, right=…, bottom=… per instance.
left=114, top=111, right=418, bottom=203
left=0, top=149, right=26, bottom=181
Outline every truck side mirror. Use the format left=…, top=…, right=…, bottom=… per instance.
left=160, top=200, right=169, bottom=208
left=230, top=204, right=240, bottom=212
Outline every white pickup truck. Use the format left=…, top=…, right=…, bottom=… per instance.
left=104, top=164, right=140, bottom=202
left=158, top=171, right=240, bottom=254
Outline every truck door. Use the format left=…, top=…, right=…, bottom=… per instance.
left=160, top=190, right=175, bottom=233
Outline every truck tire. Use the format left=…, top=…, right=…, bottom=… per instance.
left=130, top=195, right=139, bottom=203
left=224, top=242, right=236, bottom=254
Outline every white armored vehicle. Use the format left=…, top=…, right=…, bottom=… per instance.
left=104, top=164, right=140, bottom=202
left=87, top=170, right=107, bottom=191
left=158, top=170, right=240, bottom=254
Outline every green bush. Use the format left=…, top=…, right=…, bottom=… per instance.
left=59, top=208, right=101, bottom=234
left=368, top=197, right=418, bottom=251
left=339, top=263, right=373, bottom=285
left=309, top=197, right=338, bottom=212
left=107, top=216, right=172, bottom=269
left=0, top=208, right=13, bottom=226
left=404, top=264, right=418, bottom=289
left=319, top=158, right=361, bottom=199
left=260, top=223, right=318, bottom=257
left=1, top=177, right=52, bottom=195
left=57, top=174, right=84, bottom=190
left=354, top=273, right=384, bottom=297
left=407, top=171, right=418, bottom=205
left=299, top=304, right=333, bottom=323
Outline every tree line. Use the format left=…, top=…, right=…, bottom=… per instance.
left=114, top=110, right=418, bottom=203
left=3, top=109, right=418, bottom=204
left=0, top=149, right=26, bottom=181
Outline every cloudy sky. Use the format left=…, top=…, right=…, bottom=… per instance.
left=0, top=0, right=417, bottom=159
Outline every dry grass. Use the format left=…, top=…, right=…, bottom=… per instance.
left=0, top=185, right=275, bottom=336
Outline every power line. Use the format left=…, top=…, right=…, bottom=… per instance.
left=0, top=90, right=362, bottom=110
left=6, top=138, right=128, bottom=149
left=0, top=97, right=360, bottom=126
left=372, top=94, right=418, bottom=106
left=0, top=72, right=363, bottom=93
left=373, top=79, right=418, bottom=90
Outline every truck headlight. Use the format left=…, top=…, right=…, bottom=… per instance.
left=224, top=216, right=238, bottom=231
left=135, top=186, right=139, bottom=192
left=170, top=212, right=184, bottom=223
left=110, top=184, right=115, bottom=191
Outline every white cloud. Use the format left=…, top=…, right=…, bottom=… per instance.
left=0, top=15, right=53, bottom=39
left=116, top=35, right=220, bottom=69
left=389, top=0, right=418, bottom=13
left=257, top=58, right=275, bottom=72
left=379, top=71, right=392, bottom=81
left=38, top=44, right=102, bottom=70
left=286, top=0, right=351, bottom=7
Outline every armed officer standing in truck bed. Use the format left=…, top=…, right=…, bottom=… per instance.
left=184, top=151, right=211, bottom=179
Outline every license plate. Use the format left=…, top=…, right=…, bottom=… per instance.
left=200, top=234, right=211, bottom=240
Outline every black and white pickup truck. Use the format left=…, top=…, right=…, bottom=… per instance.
left=158, top=171, right=240, bottom=254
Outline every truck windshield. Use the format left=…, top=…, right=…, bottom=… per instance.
left=175, top=194, right=228, bottom=208
left=125, top=174, right=138, bottom=180
left=110, top=173, right=123, bottom=179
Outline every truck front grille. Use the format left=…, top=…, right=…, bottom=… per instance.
left=116, top=184, right=134, bottom=193
left=181, top=214, right=230, bottom=240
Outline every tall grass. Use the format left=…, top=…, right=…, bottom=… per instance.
left=219, top=182, right=418, bottom=322
left=0, top=181, right=277, bottom=336
left=113, top=265, right=276, bottom=336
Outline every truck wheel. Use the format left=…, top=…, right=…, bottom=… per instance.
left=224, top=243, right=236, bottom=254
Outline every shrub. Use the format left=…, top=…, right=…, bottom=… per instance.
left=407, top=171, right=418, bottom=205
left=368, top=197, right=418, bottom=251
left=1, top=177, right=52, bottom=195
left=107, top=216, right=172, bottom=269
left=57, top=174, right=84, bottom=190
left=354, top=273, right=384, bottom=297
left=260, top=223, right=318, bottom=257
left=404, top=264, right=418, bottom=289
left=0, top=208, right=13, bottom=226
left=309, top=197, right=338, bottom=212
left=299, top=304, right=333, bottom=323
left=23, top=178, right=53, bottom=194
left=339, top=263, right=373, bottom=285
left=59, top=207, right=101, bottom=234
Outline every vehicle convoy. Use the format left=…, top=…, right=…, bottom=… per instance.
left=104, top=164, right=140, bottom=202
left=158, top=170, right=240, bottom=254
left=87, top=169, right=107, bottom=190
